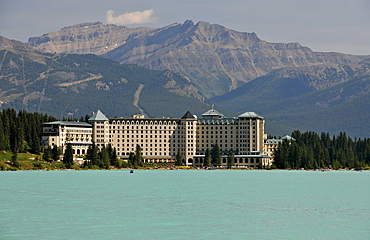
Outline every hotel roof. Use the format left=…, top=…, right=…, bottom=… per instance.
left=281, top=135, right=295, bottom=141
left=238, top=112, right=264, bottom=119
left=181, top=111, right=196, bottom=119
left=88, top=109, right=109, bottom=121
left=202, top=108, right=224, bottom=117
left=43, top=121, right=92, bottom=127
left=198, top=118, right=238, bottom=125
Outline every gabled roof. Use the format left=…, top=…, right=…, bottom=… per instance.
left=181, top=111, right=196, bottom=119
left=238, top=112, right=264, bottom=119
left=88, top=110, right=109, bottom=121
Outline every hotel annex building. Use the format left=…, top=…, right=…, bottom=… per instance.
left=42, top=109, right=279, bottom=168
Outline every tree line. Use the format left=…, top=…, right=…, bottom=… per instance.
left=273, top=130, right=370, bottom=170
left=203, top=144, right=235, bottom=168
left=82, top=143, right=143, bottom=169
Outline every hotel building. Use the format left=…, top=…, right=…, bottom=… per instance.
left=42, top=108, right=276, bottom=168
left=41, top=121, right=93, bottom=155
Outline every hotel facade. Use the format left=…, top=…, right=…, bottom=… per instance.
left=42, top=109, right=278, bottom=168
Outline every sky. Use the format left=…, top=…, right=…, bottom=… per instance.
left=1, top=0, right=370, bottom=55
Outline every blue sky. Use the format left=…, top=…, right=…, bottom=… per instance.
left=1, top=0, right=370, bottom=55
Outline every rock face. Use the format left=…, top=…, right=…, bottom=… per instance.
left=28, top=22, right=154, bottom=55
left=0, top=36, right=33, bottom=51
left=28, top=20, right=369, bottom=97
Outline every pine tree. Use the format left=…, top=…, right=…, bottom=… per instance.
left=43, top=145, right=52, bottom=162
left=332, top=160, right=342, bottom=170
left=11, top=151, right=20, bottom=168
left=175, top=150, right=183, bottom=166
left=274, top=141, right=290, bottom=169
left=99, top=146, right=110, bottom=169
left=288, top=142, right=302, bottom=169
left=86, top=143, right=99, bottom=166
left=110, top=147, right=118, bottom=167
left=52, top=145, right=60, bottom=161
left=227, top=149, right=235, bottom=169
left=304, top=148, right=314, bottom=169
left=211, top=144, right=221, bottom=167
left=134, top=145, right=143, bottom=167
left=63, top=143, right=74, bottom=168
left=1, top=110, right=11, bottom=151
left=204, top=149, right=211, bottom=167
left=0, top=114, right=5, bottom=151
left=128, top=152, right=135, bottom=168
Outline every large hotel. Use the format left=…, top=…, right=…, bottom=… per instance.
left=42, top=108, right=283, bottom=168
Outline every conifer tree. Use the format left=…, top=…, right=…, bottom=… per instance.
left=11, top=151, right=20, bottom=168
left=110, top=147, right=118, bottom=167
left=0, top=114, right=5, bottom=151
left=211, top=144, right=221, bottom=167
left=43, top=145, right=52, bottom=162
left=227, top=149, right=235, bottom=169
left=63, top=143, right=74, bottom=168
left=204, top=149, right=211, bottom=167
left=134, top=144, right=143, bottom=167
left=52, top=145, right=60, bottom=161
left=1, top=110, right=11, bottom=151
left=99, top=146, right=110, bottom=169
left=128, top=152, right=135, bottom=167
left=86, top=143, right=99, bottom=166
left=332, top=160, right=342, bottom=170
left=175, top=150, right=183, bottom=166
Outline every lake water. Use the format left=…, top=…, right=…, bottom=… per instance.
left=1, top=170, right=369, bottom=239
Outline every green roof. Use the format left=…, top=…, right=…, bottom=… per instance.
left=238, top=112, right=264, bottom=119
left=202, top=109, right=224, bottom=117
left=282, top=135, right=295, bottom=141
left=43, top=121, right=92, bottom=127
left=88, top=110, right=109, bottom=121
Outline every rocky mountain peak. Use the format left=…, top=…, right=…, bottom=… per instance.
left=27, top=22, right=154, bottom=54
left=183, top=19, right=195, bottom=27
left=26, top=20, right=369, bottom=97
left=60, top=21, right=104, bottom=30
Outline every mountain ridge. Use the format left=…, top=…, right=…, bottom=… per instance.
left=28, top=20, right=369, bottom=97
left=1, top=20, right=370, bottom=137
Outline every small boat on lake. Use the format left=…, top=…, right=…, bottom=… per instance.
left=130, top=170, right=134, bottom=173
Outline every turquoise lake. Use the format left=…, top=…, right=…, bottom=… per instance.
left=1, top=170, right=369, bottom=239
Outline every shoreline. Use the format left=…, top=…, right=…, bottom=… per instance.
left=1, top=167, right=367, bottom=172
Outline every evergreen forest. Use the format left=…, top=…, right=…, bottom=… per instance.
left=0, top=108, right=55, bottom=154
left=273, top=130, right=370, bottom=170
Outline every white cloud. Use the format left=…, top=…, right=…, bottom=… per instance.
left=106, top=9, right=156, bottom=25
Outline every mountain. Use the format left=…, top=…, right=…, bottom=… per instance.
left=0, top=36, right=33, bottom=52
left=211, top=63, right=370, bottom=137
left=27, top=20, right=368, bottom=98
left=0, top=39, right=211, bottom=119
left=28, top=22, right=155, bottom=55
left=3, top=19, right=370, bottom=137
